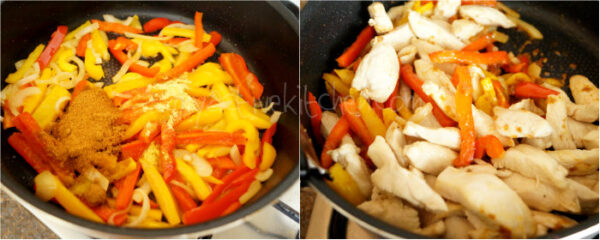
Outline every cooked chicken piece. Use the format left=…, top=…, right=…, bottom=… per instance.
left=372, top=23, right=414, bottom=51
left=464, top=210, right=503, bottom=238
left=570, top=172, right=599, bottom=192
left=398, top=80, right=412, bottom=108
left=368, top=2, right=394, bottom=34
left=565, top=117, right=599, bottom=149
left=547, top=148, right=599, bottom=176
left=414, top=59, right=456, bottom=93
left=368, top=136, right=448, bottom=212
left=422, top=81, right=458, bottom=120
left=412, top=38, right=457, bottom=75
left=385, top=122, right=409, bottom=167
left=535, top=224, right=548, bottom=238
left=421, top=200, right=465, bottom=226
left=398, top=44, right=418, bottom=64
left=546, top=95, right=577, bottom=150
left=568, top=178, right=599, bottom=213
left=408, top=10, right=465, bottom=50
left=468, top=65, right=484, bottom=101
left=492, top=144, right=568, bottom=189
left=471, top=107, right=514, bottom=147
left=320, top=111, right=353, bottom=145
left=410, top=103, right=442, bottom=129
left=411, top=93, right=428, bottom=111
left=542, top=82, right=599, bottom=123
left=404, top=141, right=456, bottom=175
left=493, top=107, right=553, bottom=138
left=432, top=18, right=452, bottom=31
left=583, top=129, right=599, bottom=150
left=459, top=5, right=516, bottom=28
left=501, top=172, right=580, bottom=213
left=523, top=136, right=552, bottom=150
left=444, top=216, right=475, bottom=239
left=357, top=188, right=421, bottom=231
left=403, top=121, right=460, bottom=149
left=531, top=211, right=578, bottom=232
left=569, top=75, right=599, bottom=107
left=352, top=43, right=399, bottom=103
left=436, top=167, right=536, bottom=238
left=329, top=144, right=373, bottom=197
left=509, top=98, right=545, bottom=116
left=463, top=161, right=498, bottom=175
left=451, top=19, right=484, bottom=42
left=432, top=0, right=461, bottom=20
left=417, top=220, right=446, bottom=237
left=387, top=4, right=408, bottom=23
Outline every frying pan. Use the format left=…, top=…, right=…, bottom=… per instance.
left=300, top=1, right=599, bottom=238
left=1, top=1, right=299, bottom=238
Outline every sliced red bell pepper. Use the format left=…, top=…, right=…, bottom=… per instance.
left=462, top=33, right=494, bottom=51
left=92, top=205, right=127, bottom=226
left=163, top=37, right=189, bottom=45
left=91, top=19, right=143, bottom=34
left=219, top=53, right=262, bottom=104
left=336, top=26, right=375, bottom=68
left=502, top=54, right=529, bottom=73
left=461, top=0, right=496, bottom=6
left=371, top=101, right=384, bottom=120
left=143, top=17, right=172, bottom=33
left=194, top=12, right=205, bottom=48
left=170, top=184, right=197, bottom=212
left=400, top=64, right=457, bottom=127
left=429, top=50, right=510, bottom=65
left=156, top=43, right=216, bottom=81
left=160, top=124, right=176, bottom=183
left=2, top=106, right=15, bottom=129
left=37, top=25, right=68, bottom=70
left=307, top=92, right=323, bottom=145
left=8, top=133, right=50, bottom=173
left=208, top=31, right=222, bottom=46
left=182, top=180, right=252, bottom=225
left=453, top=66, right=476, bottom=167
left=71, top=79, right=90, bottom=99
left=221, top=202, right=241, bottom=216
left=474, top=135, right=505, bottom=159
left=108, top=40, right=160, bottom=77
left=230, top=168, right=259, bottom=187
left=207, top=157, right=237, bottom=169
left=352, top=57, right=362, bottom=72
left=115, top=163, right=142, bottom=209
left=340, top=98, right=375, bottom=145
left=113, top=37, right=138, bottom=52
left=76, top=33, right=91, bottom=58
left=261, top=123, right=278, bottom=145
left=175, top=131, right=247, bottom=145
left=212, top=167, right=228, bottom=180
left=121, top=140, right=149, bottom=161
left=203, top=166, right=250, bottom=204
left=514, top=82, right=559, bottom=99
left=320, top=117, right=350, bottom=169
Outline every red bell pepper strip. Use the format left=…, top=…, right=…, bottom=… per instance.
left=514, top=82, right=559, bottom=99
left=115, top=163, right=142, bottom=209
left=453, top=66, right=476, bottom=167
left=182, top=180, right=252, bottom=225
left=219, top=53, right=263, bottom=103
left=261, top=123, right=278, bottom=145
left=160, top=124, right=176, bottom=182
left=92, top=205, right=127, bottom=226
left=2, top=106, right=15, bottom=129
left=37, top=25, right=68, bottom=70
left=320, top=117, right=350, bottom=169
left=336, top=26, right=375, bottom=68
left=207, top=157, right=237, bottom=169
left=175, top=131, right=247, bottom=145
left=492, top=80, right=509, bottom=108
left=474, top=135, right=505, bottom=159
left=221, top=202, right=241, bottom=216
left=352, top=57, right=362, bottom=72
left=340, top=98, right=375, bottom=145
left=307, top=92, right=323, bottom=145
left=384, top=77, right=400, bottom=109
left=8, top=133, right=50, bottom=173
left=194, top=12, right=205, bottom=48
left=76, top=33, right=91, bottom=58
left=157, top=43, right=216, bottom=82
left=121, top=140, right=149, bottom=161
left=462, top=33, right=495, bottom=51
left=108, top=40, right=160, bottom=77
left=400, top=64, right=457, bottom=127
left=371, top=101, right=384, bottom=120
left=139, top=122, right=160, bottom=143
left=113, top=37, right=138, bottom=52
left=230, top=168, right=259, bottom=187
left=143, top=17, right=172, bottom=33
left=203, top=166, right=250, bottom=204
left=502, top=54, right=529, bottom=73
left=71, top=79, right=90, bottom=99
left=91, top=19, right=143, bottom=34
left=170, top=184, right=197, bottom=212
left=163, top=37, right=189, bottom=45
left=208, top=31, right=222, bottom=46
left=461, top=0, right=496, bottom=6
left=429, top=50, right=510, bottom=65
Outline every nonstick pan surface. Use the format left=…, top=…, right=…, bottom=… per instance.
left=301, top=1, right=598, bottom=238
left=1, top=1, right=299, bottom=237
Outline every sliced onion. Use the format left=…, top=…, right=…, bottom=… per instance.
left=135, top=60, right=150, bottom=67
left=177, top=41, right=199, bottom=53
left=9, top=87, right=41, bottom=116
left=15, top=59, right=25, bottom=70
left=75, top=22, right=99, bottom=40
left=103, top=14, right=134, bottom=26
left=16, top=63, right=40, bottom=86
left=124, top=32, right=172, bottom=41
left=1, top=84, right=18, bottom=104
left=173, top=149, right=193, bottom=162
left=239, top=180, right=262, bottom=204
left=113, top=43, right=142, bottom=83
left=125, top=189, right=149, bottom=227
left=255, top=168, right=273, bottom=182
left=107, top=200, right=132, bottom=225
left=83, top=167, right=109, bottom=191
left=230, top=145, right=242, bottom=166
left=54, top=96, right=71, bottom=113
left=270, top=111, right=282, bottom=124
left=34, top=171, right=57, bottom=202
left=261, top=101, right=275, bottom=113
left=170, top=180, right=197, bottom=200
left=507, top=15, right=543, bottom=40
left=190, top=155, right=212, bottom=177
left=497, top=2, right=520, bottom=19
left=162, top=23, right=195, bottom=30
left=71, top=55, right=86, bottom=85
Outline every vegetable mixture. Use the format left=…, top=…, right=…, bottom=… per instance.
left=309, top=0, right=599, bottom=238
left=2, top=12, right=281, bottom=227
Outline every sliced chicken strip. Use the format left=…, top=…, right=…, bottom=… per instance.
left=436, top=167, right=536, bottom=238
left=459, top=5, right=516, bottom=28
left=352, top=43, right=399, bottom=103
left=414, top=59, right=456, bottom=93
left=372, top=23, right=414, bottom=51
left=410, top=103, right=442, bottom=129
left=404, top=141, right=456, bottom=175
left=422, top=80, right=458, bottom=120
left=329, top=144, right=373, bottom=197
left=403, top=121, right=460, bottom=149
left=493, top=107, right=552, bottom=138
left=569, top=75, right=599, bottom=107
left=464, top=210, right=502, bottom=239
left=568, top=178, right=599, bottom=214
left=398, top=80, right=412, bottom=108
left=357, top=188, right=421, bottom=232
left=509, top=98, right=545, bottom=116
left=451, top=19, right=484, bottom=42
left=583, top=129, right=599, bottom=150
left=411, top=93, right=428, bottom=111
left=472, top=107, right=514, bottom=147
left=531, top=211, right=578, bottom=232
left=432, top=0, right=461, bottom=20
left=385, top=122, right=409, bottom=167
left=501, top=172, right=580, bottom=213
left=546, top=95, right=577, bottom=149
left=542, top=82, right=599, bottom=123
left=569, top=172, right=599, bottom=191
left=491, top=144, right=568, bottom=189
left=408, top=10, right=465, bottom=50
left=398, top=44, right=418, bottom=64
left=566, top=117, right=598, bottom=148
left=522, top=136, right=552, bottom=150
left=387, top=4, right=408, bottom=23
left=368, top=2, right=394, bottom=34
left=444, top=216, right=474, bottom=239
left=417, top=221, right=446, bottom=237
left=368, top=136, right=448, bottom=212
left=547, top=148, right=599, bottom=176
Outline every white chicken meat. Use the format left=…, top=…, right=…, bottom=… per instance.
left=569, top=75, right=599, bottom=107
left=471, top=107, right=514, bottom=147
left=371, top=23, right=414, bottom=51
left=368, top=2, right=394, bottom=34
left=403, top=121, right=461, bottom=149
left=451, top=19, right=484, bottom=42
left=493, top=106, right=553, bottom=138
left=459, top=5, right=516, bottom=28
left=566, top=117, right=599, bottom=149
left=501, top=172, right=580, bottom=213
left=509, top=98, right=545, bottom=116
left=545, top=95, right=577, bottom=150
left=357, top=188, right=421, bottom=231
left=385, top=122, right=409, bottom=167
left=410, top=103, right=443, bottom=129
left=352, top=43, right=399, bottom=103
left=547, top=148, right=599, bottom=176
left=408, top=10, right=465, bottom=50
left=422, top=80, right=458, bottom=120
left=404, top=141, right=457, bottom=175
left=432, top=0, right=461, bottom=20
left=542, top=82, right=599, bottom=123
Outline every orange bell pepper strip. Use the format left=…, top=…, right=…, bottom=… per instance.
left=121, top=140, right=149, bottom=161
left=400, top=64, right=457, bottom=127
left=76, top=33, right=91, bottom=57
left=163, top=37, right=189, bottom=45
left=8, top=133, right=50, bottom=173
left=208, top=31, right=222, bottom=46
left=108, top=40, right=160, bottom=77
left=320, top=117, right=350, bottom=169
left=91, top=19, right=143, bottom=34
left=112, top=37, right=138, bottom=52
left=92, top=205, right=127, bottom=226
left=514, top=82, right=559, bottom=99
left=502, top=54, right=529, bottom=73
left=219, top=53, right=261, bottom=103
left=143, top=17, right=172, bottom=33
left=160, top=124, right=176, bottom=183
left=157, top=43, right=216, bottom=82
left=461, top=0, right=496, bottom=6
left=175, top=130, right=247, bottom=145
left=37, top=25, right=68, bottom=70
left=182, top=180, right=252, bottom=225
left=194, top=12, right=205, bottom=48
left=336, top=26, right=375, bottom=68
left=429, top=50, right=510, bottom=65
left=207, top=157, right=237, bottom=169
left=474, top=135, right=505, bottom=159
left=307, top=92, right=323, bottom=145
left=71, top=79, right=90, bottom=99
left=221, top=202, right=241, bottom=216
left=462, top=33, right=495, bottom=51
left=453, top=66, right=476, bottom=167
left=371, top=101, right=384, bottom=120
left=3, top=106, right=15, bottom=129
left=170, top=184, right=197, bottom=212
left=340, top=98, right=375, bottom=145
left=492, top=80, right=509, bottom=108
left=115, top=163, right=142, bottom=209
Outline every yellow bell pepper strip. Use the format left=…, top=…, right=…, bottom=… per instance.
left=84, top=47, right=104, bottom=80
left=226, top=120, right=260, bottom=169
left=22, top=84, right=47, bottom=113
left=326, top=163, right=367, bottom=205
left=185, top=86, right=211, bottom=97
left=453, top=66, right=476, bottom=167
left=239, top=105, right=271, bottom=129
left=475, top=77, right=498, bottom=115
left=161, top=27, right=195, bottom=38
left=174, top=51, right=191, bottom=66
left=189, top=62, right=234, bottom=86
left=151, top=58, right=172, bottom=74
left=213, top=82, right=240, bottom=122
left=138, top=219, right=171, bottom=228
left=130, top=15, right=142, bottom=31
left=195, top=11, right=205, bottom=48
left=91, top=19, right=143, bottom=34
left=34, top=171, right=104, bottom=223
left=124, top=110, right=166, bottom=140
left=103, top=73, right=155, bottom=98
left=429, top=50, right=510, bottom=65
left=357, top=96, right=387, bottom=137
left=139, top=144, right=180, bottom=225
left=176, top=158, right=211, bottom=200
left=333, top=69, right=354, bottom=85
left=56, top=48, right=77, bottom=72
left=39, top=67, right=54, bottom=80
left=504, top=72, right=534, bottom=86
left=492, top=80, right=509, bottom=108
left=5, top=44, right=45, bottom=83
left=64, top=21, right=91, bottom=41
left=175, top=107, right=223, bottom=131
left=336, top=26, right=375, bottom=68
left=321, top=117, right=350, bottom=169
left=130, top=206, right=163, bottom=221
left=160, top=124, right=177, bottom=183
left=322, top=73, right=350, bottom=96
left=396, top=98, right=413, bottom=119
left=32, top=85, right=70, bottom=129
left=260, top=142, right=277, bottom=171
left=37, top=25, right=68, bottom=70
left=340, top=98, right=374, bottom=145
left=382, top=108, right=399, bottom=127
left=90, top=30, right=110, bottom=61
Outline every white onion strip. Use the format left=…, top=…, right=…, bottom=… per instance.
left=270, top=111, right=282, bottom=124
left=124, top=32, right=172, bottom=41
left=113, top=43, right=142, bottom=83
left=70, top=55, right=86, bottom=87
left=54, top=96, right=71, bottom=113
left=74, top=22, right=99, bottom=40
left=124, top=189, right=149, bottom=227
left=16, top=63, right=40, bottom=86
left=9, top=87, right=40, bottom=116
left=107, top=200, right=132, bottom=226
left=170, top=180, right=197, bottom=200
left=230, top=145, right=242, bottom=166
left=261, top=101, right=275, bottom=113
left=162, top=23, right=195, bottom=30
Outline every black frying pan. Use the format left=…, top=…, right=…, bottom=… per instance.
left=1, top=1, right=299, bottom=237
left=300, top=1, right=598, bottom=238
